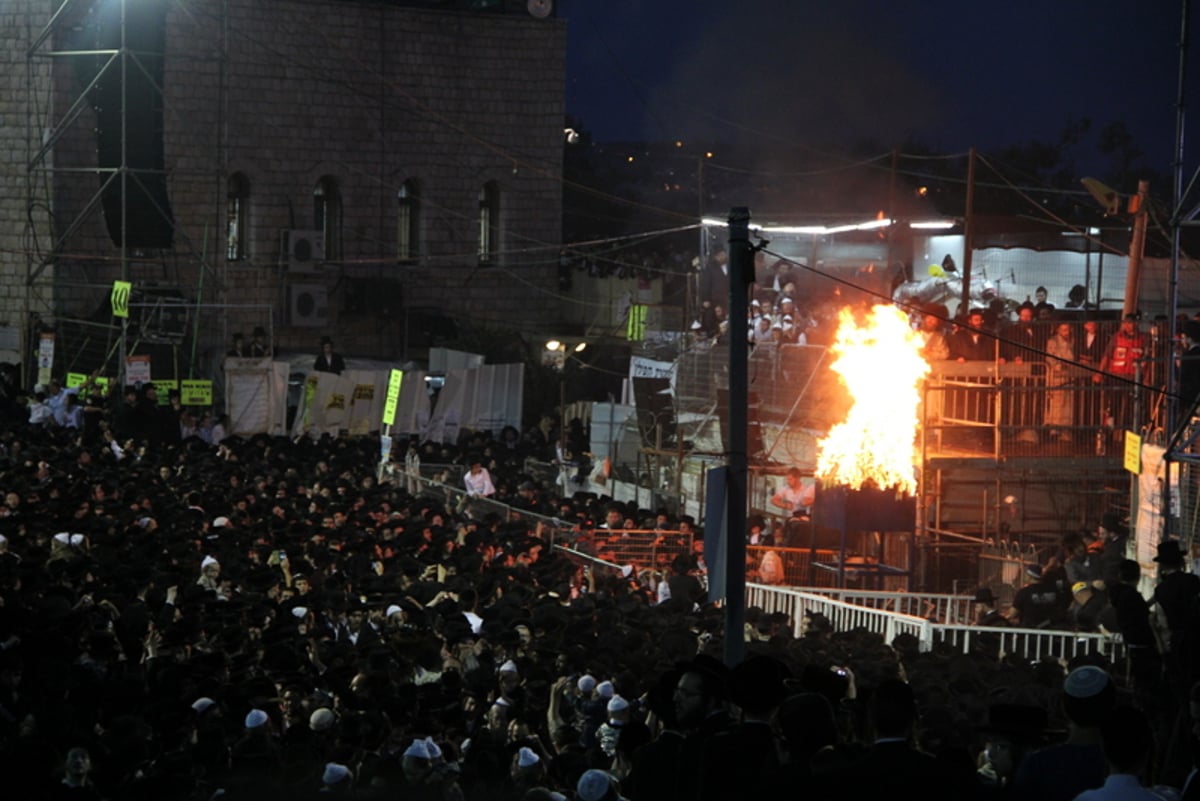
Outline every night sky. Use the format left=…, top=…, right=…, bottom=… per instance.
left=562, top=1, right=1192, bottom=175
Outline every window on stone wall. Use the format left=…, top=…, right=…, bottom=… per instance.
left=478, top=181, right=499, bottom=265
left=313, top=176, right=342, bottom=260
left=226, top=173, right=249, bottom=262
left=397, top=180, right=419, bottom=263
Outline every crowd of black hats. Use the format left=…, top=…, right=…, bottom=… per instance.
left=0, top=410, right=1191, bottom=801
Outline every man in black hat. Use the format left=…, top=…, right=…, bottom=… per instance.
left=973, top=587, right=1008, bottom=627
left=1153, top=539, right=1200, bottom=691
left=313, top=337, right=345, bottom=375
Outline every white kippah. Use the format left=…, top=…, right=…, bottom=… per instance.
left=244, top=709, right=269, bottom=729
left=517, top=746, right=540, bottom=768
left=322, top=763, right=351, bottom=785
left=578, top=674, right=597, bottom=693
left=309, top=707, right=336, bottom=732
left=403, top=738, right=433, bottom=760
left=191, top=697, right=216, bottom=714
left=201, top=555, right=219, bottom=569
left=607, top=695, right=629, bottom=713
left=596, top=680, right=614, bottom=699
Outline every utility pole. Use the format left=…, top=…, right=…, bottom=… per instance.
left=1124, top=180, right=1150, bottom=318
left=960, top=148, right=977, bottom=317
left=723, top=207, right=751, bottom=667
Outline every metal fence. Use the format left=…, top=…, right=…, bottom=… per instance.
left=385, top=464, right=574, bottom=543
left=553, top=546, right=1128, bottom=667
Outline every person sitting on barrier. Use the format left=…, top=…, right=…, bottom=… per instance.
left=1009, top=563, right=1071, bottom=629
left=1064, top=531, right=1102, bottom=588
left=1069, top=581, right=1110, bottom=633
left=463, top=456, right=496, bottom=498
left=771, top=468, right=814, bottom=518
left=973, top=587, right=1008, bottom=627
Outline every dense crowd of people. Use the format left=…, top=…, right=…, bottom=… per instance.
left=3, top=377, right=1200, bottom=801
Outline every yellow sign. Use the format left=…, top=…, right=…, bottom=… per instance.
left=383, top=369, right=403, bottom=426
left=111, top=280, right=132, bottom=318
left=352, top=384, right=375, bottom=401
left=66, top=373, right=111, bottom=393
left=627, top=304, right=648, bottom=341
left=180, top=380, right=212, bottom=406
left=153, top=380, right=178, bottom=405
left=1124, top=430, right=1142, bottom=474
left=326, top=393, right=345, bottom=411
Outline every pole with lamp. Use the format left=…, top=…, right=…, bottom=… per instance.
left=546, top=339, right=589, bottom=492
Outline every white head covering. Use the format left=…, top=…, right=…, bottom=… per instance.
left=386, top=604, right=403, bottom=619
left=212, top=516, right=231, bottom=528
left=577, top=769, right=616, bottom=801
left=309, top=707, right=336, bottom=732
left=322, top=763, right=351, bottom=785
left=201, top=555, right=219, bottom=569
left=191, top=697, right=216, bottom=714
left=499, top=659, right=519, bottom=674
left=517, top=746, right=540, bottom=768
left=577, top=674, right=597, bottom=694
left=596, top=680, right=614, bottom=699
left=607, top=695, right=629, bottom=713
left=403, top=738, right=434, bottom=760
left=290, top=606, right=309, bottom=619
left=244, top=709, right=269, bottom=729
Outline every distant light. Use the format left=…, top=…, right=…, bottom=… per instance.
left=917, top=186, right=929, bottom=197
left=573, top=342, right=588, bottom=353
left=705, top=151, right=714, bottom=159
left=545, top=340, right=563, bottom=352
left=675, top=140, right=683, bottom=148
left=627, top=156, right=635, bottom=163
left=910, top=220, right=956, bottom=230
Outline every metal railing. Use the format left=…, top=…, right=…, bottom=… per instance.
left=553, top=545, right=1127, bottom=666
left=745, top=584, right=934, bottom=644
left=385, top=464, right=573, bottom=543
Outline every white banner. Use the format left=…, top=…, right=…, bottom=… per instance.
left=629, top=356, right=677, bottom=388
left=1136, top=443, right=1179, bottom=567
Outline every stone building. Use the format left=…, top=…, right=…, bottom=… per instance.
left=1, top=0, right=566, bottom=380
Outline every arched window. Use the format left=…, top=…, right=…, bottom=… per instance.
left=397, top=180, right=419, bottom=263
left=226, top=172, right=249, bottom=261
left=313, top=176, right=341, bottom=260
left=478, top=181, right=499, bottom=264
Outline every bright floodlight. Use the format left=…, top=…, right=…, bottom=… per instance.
left=573, top=342, right=587, bottom=353
left=545, top=340, right=563, bottom=352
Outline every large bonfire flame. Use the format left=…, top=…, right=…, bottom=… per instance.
left=816, top=304, right=929, bottom=495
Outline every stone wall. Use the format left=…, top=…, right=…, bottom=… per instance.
left=7, top=0, right=565, bottom=374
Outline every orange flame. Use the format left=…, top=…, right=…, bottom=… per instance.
left=815, top=304, right=929, bottom=495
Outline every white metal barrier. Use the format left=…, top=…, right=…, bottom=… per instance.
left=745, top=584, right=934, bottom=645
left=553, top=548, right=1126, bottom=666
left=931, top=623, right=1125, bottom=664
left=787, top=587, right=975, bottom=625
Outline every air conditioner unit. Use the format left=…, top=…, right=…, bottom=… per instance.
left=286, top=229, right=325, bottom=273
left=289, top=284, right=329, bottom=327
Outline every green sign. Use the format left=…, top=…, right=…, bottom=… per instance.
left=180, top=380, right=212, bottom=406
left=627, top=304, right=648, bottom=341
left=111, top=280, right=132, bottom=318
left=153, top=380, right=178, bottom=405
left=383, top=369, right=403, bottom=426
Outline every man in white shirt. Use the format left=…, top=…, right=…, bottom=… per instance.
left=463, top=459, right=495, bottom=497
left=27, top=391, right=51, bottom=426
